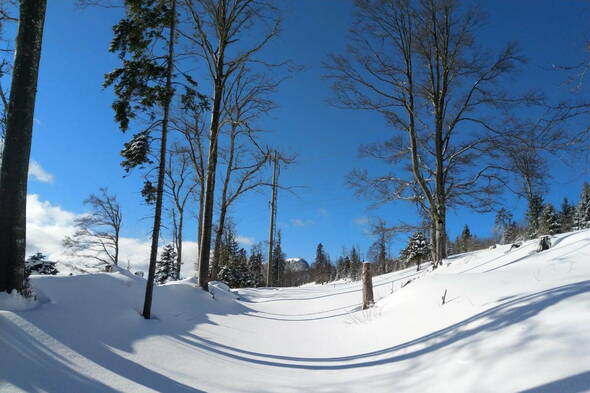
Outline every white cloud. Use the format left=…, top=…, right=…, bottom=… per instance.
left=29, top=161, right=54, bottom=183
left=353, top=216, right=370, bottom=226
left=290, top=218, right=314, bottom=227
left=236, top=236, right=255, bottom=247
left=25, top=194, right=198, bottom=277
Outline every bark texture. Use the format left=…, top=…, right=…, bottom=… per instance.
left=0, top=0, right=47, bottom=293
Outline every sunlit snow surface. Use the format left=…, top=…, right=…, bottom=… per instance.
left=1, top=230, right=590, bottom=392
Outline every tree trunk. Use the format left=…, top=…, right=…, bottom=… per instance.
left=211, top=125, right=236, bottom=280
left=196, top=184, right=204, bottom=272
left=142, top=0, right=176, bottom=319
left=176, top=213, right=183, bottom=279
left=0, top=0, right=46, bottom=293
left=362, top=262, right=374, bottom=310
left=197, top=68, right=224, bottom=290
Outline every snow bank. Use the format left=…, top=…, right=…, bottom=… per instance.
left=0, top=290, right=37, bottom=311
left=1, top=230, right=589, bottom=392
left=208, top=280, right=239, bottom=301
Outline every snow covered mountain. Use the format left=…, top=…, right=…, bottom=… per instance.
left=285, top=257, right=309, bottom=272
left=1, top=230, right=590, bottom=392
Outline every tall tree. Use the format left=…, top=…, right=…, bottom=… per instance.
left=539, top=203, right=561, bottom=235
left=574, top=182, right=590, bottom=230
left=368, top=218, right=393, bottom=275
left=526, top=194, right=545, bottom=238
left=182, top=0, right=281, bottom=290
left=327, top=0, right=532, bottom=267
left=63, top=188, right=123, bottom=266
left=155, top=243, right=177, bottom=284
left=211, top=65, right=274, bottom=279
left=174, top=95, right=208, bottom=273
left=560, top=197, right=575, bottom=233
left=165, top=144, right=196, bottom=279
left=105, top=0, right=178, bottom=319
left=0, top=0, right=46, bottom=293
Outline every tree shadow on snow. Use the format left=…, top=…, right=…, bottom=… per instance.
left=168, top=280, right=590, bottom=372
left=518, top=370, right=590, bottom=393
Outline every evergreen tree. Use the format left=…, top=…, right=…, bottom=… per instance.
left=272, top=231, right=286, bottom=286
left=504, top=221, right=518, bottom=244
left=494, top=208, right=513, bottom=244
left=248, top=243, right=264, bottom=287
left=400, top=232, right=430, bottom=271
left=539, top=203, right=561, bottom=235
left=574, top=182, right=590, bottom=230
left=25, top=252, right=57, bottom=275
left=336, top=255, right=351, bottom=280
left=155, top=244, right=176, bottom=285
left=106, top=0, right=179, bottom=319
left=313, top=243, right=331, bottom=284
left=526, top=194, right=544, bottom=238
left=349, top=246, right=362, bottom=281
left=217, top=247, right=255, bottom=288
left=458, top=224, right=473, bottom=252
left=560, top=197, right=575, bottom=233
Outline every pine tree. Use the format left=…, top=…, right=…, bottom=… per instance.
left=400, top=232, right=430, bottom=271
left=458, top=224, right=473, bottom=252
left=155, top=244, right=176, bottom=285
left=539, top=203, right=561, bottom=235
left=504, top=221, right=518, bottom=244
left=494, top=208, right=513, bottom=244
left=560, top=197, right=575, bottom=233
left=25, top=252, right=57, bottom=275
left=574, top=182, right=590, bottom=230
left=272, top=231, right=286, bottom=286
left=105, top=0, right=178, bottom=319
left=336, top=255, right=351, bottom=280
left=526, top=194, right=544, bottom=238
left=248, top=243, right=264, bottom=287
left=350, top=246, right=362, bottom=281
left=313, top=243, right=331, bottom=284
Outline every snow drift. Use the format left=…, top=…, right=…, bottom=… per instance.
left=1, top=230, right=590, bottom=392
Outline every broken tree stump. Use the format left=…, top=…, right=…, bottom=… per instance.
left=362, top=262, right=374, bottom=310
left=537, top=236, right=551, bottom=253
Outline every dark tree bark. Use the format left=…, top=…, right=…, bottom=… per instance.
left=142, top=0, right=177, bottom=319
left=362, top=262, right=374, bottom=310
left=0, top=0, right=46, bottom=293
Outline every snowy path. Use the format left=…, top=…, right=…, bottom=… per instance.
left=1, top=231, right=590, bottom=392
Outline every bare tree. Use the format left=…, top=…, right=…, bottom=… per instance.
left=326, top=0, right=534, bottom=267
left=63, top=188, right=123, bottom=267
left=210, top=65, right=275, bottom=278
left=497, top=107, right=588, bottom=205
left=182, top=0, right=281, bottom=290
left=165, top=144, right=197, bottom=279
left=173, top=96, right=208, bottom=273
left=367, top=218, right=394, bottom=275
left=0, top=0, right=46, bottom=293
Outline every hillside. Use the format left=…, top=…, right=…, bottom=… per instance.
left=1, top=230, right=590, bottom=392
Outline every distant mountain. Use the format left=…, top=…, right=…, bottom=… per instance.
left=285, top=258, right=309, bottom=272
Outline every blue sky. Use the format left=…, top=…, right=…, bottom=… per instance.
left=24, top=0, right=590, bottom=264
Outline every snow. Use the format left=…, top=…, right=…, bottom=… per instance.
left=0, top=291, right=38, bottom=312
left=1, top=230, right=590, bottom=392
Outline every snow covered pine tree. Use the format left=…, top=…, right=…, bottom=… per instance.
left=155, top=244, right=177, bottom=285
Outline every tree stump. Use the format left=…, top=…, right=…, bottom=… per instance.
left=362, top=262, right=374, bottom=310
left=537, top=236, right=551, bottom=253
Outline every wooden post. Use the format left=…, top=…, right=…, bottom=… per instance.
left=362, top=262, right=374, bottom=310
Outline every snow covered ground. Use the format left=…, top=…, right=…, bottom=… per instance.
left=1, top=230, right=590, bottom=392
